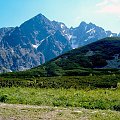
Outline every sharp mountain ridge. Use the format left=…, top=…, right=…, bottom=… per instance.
left=0, top=13, right=119, bottom=72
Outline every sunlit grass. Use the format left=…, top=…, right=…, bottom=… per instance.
left=0, top=87, right=120, bottom=111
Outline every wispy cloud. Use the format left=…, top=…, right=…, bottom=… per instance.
left=96, top=0, right=120, bottom=14
left=96, top=0, right=108, bottom=7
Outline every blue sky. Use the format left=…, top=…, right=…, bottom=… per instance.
left=0, top=0, right=120, bottom=33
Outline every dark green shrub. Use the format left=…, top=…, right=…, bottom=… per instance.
left=113, top=104, right=120, bottom=111
left=0, top=94, right=8, bottom=102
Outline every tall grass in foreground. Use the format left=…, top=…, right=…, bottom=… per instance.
left=0, top=87, right=120, bottom=111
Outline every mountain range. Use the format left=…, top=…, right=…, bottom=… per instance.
left=0, top=13, right=119, bottom=72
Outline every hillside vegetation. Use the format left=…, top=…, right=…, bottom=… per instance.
left=0, top=37, right=120, bottom=89
left=1, top=37, right=120, bottom=77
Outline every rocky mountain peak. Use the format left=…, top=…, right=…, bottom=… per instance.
left=0, top=13, right=119, bottom=73
left=79, top=21, right=87, bottom=27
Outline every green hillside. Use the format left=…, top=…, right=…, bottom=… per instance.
left=0, top=37, right=120, bottom=89
left=1, top=37, right=120, bottom=77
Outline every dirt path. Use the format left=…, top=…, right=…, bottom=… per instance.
left=0, top=103, right=50, bottom=109
left=0, top=103, right=119, bottom=120
left=0, top=103, right=87, bottom=120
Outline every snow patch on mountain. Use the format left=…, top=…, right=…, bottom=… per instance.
left=86, top=28, right=95, bottom=33
left=60, top=24, right=65, bottom=29
left=32, top=44, right=40, bottom=49
left=66, top=34, right=73, bottom=40
left=110, top=34, right=113, bottom=37
left=71, top=39, right=79, bottom=49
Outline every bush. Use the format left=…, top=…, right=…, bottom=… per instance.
left=0, top=94, right=8, bottom=102
left=113, top=104, right=120, bottom=111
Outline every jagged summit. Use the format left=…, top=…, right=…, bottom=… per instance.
left=0, top=13, right=119, bottom=73
left=79, top=21, right=87, bottom=27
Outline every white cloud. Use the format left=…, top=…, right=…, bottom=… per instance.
left=96, top=0, right=120, bottom=6
left=96, top=0, right=120, bottom=14
left=96, top=0, right=108, bottom=7
left=97, top=5, right=120, bottom=14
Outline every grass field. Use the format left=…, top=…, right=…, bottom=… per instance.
left=0, top=87, right=120, bottom=111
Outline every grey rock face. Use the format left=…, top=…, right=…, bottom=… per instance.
left=0, top=27, right=13, bottom=41
left=0, top=14, right=71, bottom=72
left=70, top=22, right=118, bottom=48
